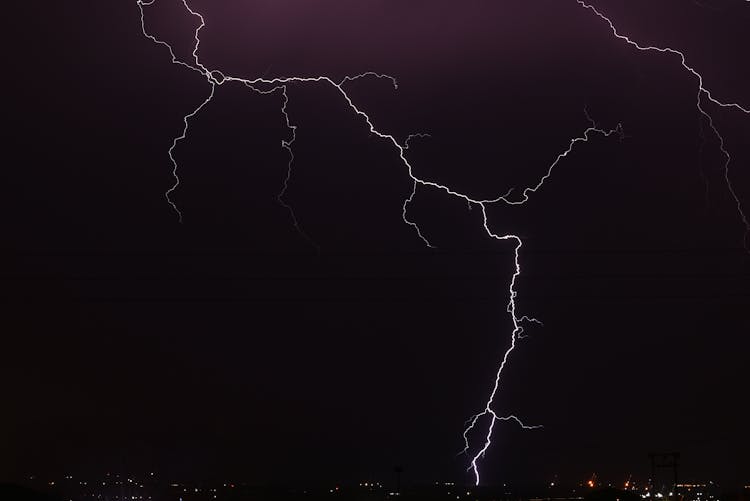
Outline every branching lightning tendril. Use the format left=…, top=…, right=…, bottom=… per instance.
left=138, top=0, right=748, bottom=486
left=577, top=0, right=750, bottom=248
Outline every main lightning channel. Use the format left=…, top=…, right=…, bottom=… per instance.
left=139, top=0, right=624, bottom=486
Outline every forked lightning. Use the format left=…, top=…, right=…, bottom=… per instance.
left=138, top=0, right=748, bottom=486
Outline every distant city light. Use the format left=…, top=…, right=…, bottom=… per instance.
left=25, top=469, right=734, bottom=501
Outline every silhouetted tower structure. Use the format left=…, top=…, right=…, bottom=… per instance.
left=648, top=452, right=680, bottom=499
left=394, top=466, right=403, bottom=494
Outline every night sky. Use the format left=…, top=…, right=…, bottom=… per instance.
left=3, top=0, right=749, bottom=491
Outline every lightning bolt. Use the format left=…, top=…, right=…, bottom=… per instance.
left=454, top=116, right=623, bottom=485
left=138, top=0, right=621, bottom=485
left=137, top=0, right=745, bottom=488
left=576, top=0, right=750, bottom=248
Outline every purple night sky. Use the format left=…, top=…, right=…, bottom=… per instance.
left=2, top=0, right=749, bottom=491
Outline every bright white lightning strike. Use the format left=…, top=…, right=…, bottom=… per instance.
left=138, top=0, right=747, bottom=487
